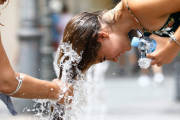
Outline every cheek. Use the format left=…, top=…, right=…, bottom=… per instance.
left=106, top=45, right=121, bottom=58
left=124, top=40, right=131, bottom=51
left=118, top=36, right=131, bottom=51
left=112, top=39, right=123, bottom=52
left=113, top=44, right=122, bottom=53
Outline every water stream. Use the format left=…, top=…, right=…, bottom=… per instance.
left=26, top=42, right=108, bottom=120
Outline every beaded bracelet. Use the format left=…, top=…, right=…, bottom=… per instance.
left=7, top=74, right=25, bottom=96
left=169, top=32, right=180, bottom=46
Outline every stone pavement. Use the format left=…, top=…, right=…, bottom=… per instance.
left=1, top=76, right=180, bottom=120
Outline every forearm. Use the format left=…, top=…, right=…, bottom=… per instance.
left=0, top=34, right=60, bottom=100
left=11, top=73, right=60, bottom=100
left=1, top=72, right=60, bottom=100
left=162, top=27, right=180, bottom=51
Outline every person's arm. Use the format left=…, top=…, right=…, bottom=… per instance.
left=129, top=0, right=180, bottom=18
left=0, top=33, right=72, bottom=104
left=129, top=0, right=180, bottom=66
left=2, top=73, right=61, bottom=100
left=0, top=33, right=60, bottom=99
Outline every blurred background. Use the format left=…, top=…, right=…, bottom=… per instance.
left=1, top=0, right=180, bottom=120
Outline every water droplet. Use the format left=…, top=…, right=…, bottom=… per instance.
left=39, top=69, right=40, bottom=70
left=113, top=73, right=115, bottom=75
left=51, top=88, right=53, bottom=90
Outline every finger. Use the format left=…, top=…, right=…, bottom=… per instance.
left=157, top=62, right=163, bottom=67
left=69, top=86, right=73, bottom=93
left=60, top=97, right=65, bottom=105
left=151, top=59, right=158, bottom=65
left=69, top=99, right=72, bottom=104
left=52, top=78, right=60, bottom=82
left=146, top=53, right=155, bottom=59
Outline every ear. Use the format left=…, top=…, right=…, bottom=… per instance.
left=97, top=32, right=109, bottom=42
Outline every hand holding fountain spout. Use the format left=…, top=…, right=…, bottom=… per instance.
left=52, top=79, right=74, bottom=105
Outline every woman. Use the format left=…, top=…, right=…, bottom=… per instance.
left=1, top=0, right=180, bottom=117
left=57, top=0, right=180, bottom=78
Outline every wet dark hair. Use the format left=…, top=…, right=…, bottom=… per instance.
left=58, top=11, right=106, bottom=79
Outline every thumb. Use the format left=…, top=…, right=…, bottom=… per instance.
left=146, top=52, right=155, bottom=59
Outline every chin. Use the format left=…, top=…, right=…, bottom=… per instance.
left=126, top=45, right=132, bottom=52
left=113, top=57, right=119, bottom=62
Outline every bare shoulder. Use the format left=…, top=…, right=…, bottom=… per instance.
left=128, top=0, right=180, bottom=18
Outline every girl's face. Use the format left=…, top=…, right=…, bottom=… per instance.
left=97, top=31, right=131, bottom=63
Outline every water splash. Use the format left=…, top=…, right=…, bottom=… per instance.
left=24, top=99, right=50, bottom=120
left=78, top=62, right=109, bottom=120
left=50, top=42, right=88, bottom=120
left=25, top=42, right=108, bottom=120
left=25, top=42, right=88, bottom=120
